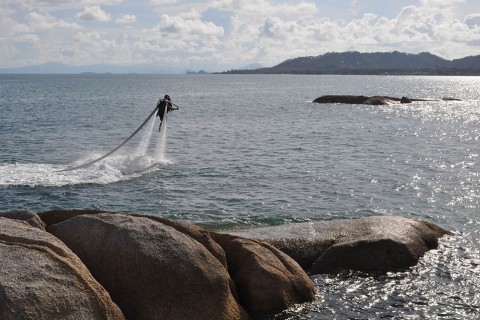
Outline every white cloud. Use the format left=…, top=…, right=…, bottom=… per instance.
left=116, top=14, right=136, bottom=24
left=212, top=2, right=480, bottom=67
left=157, top=14, right=224, bottom=36
left=0, top=7, right=29, bottom=35
left=73, top=31, right=102, bottom=43
left=147, top=0, right=178, bottom=5
left=350, top=0, right=359, bottom=16
left=420, top=0, right=465, bottom=8
left=76, top=6, right=111, bottom=22
left=28, top=11, right=81, bottom=29
left=261, top=16, right=299, bottom=39
left=465, top=14, right=480, bottom=28
left=212, top=0, right=317, bottom=18
left=1, top=0, right=480, bottom=70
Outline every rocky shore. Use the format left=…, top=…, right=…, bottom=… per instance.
left=0, top=209, right=452, bottom=319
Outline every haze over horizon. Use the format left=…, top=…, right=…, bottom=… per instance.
left=1, top=0, right=480, bottom=72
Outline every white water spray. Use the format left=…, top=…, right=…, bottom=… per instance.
left=2, top=100, right=177, bottom=187
left=0, top=115, right=170, bottom=187
left=136, top=114, right=157, bottom=156
left=154, top=113, right=168, bottom=161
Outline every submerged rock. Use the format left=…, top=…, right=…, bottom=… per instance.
left=0, top=216, right=125, bottom=320
left=228, top=216, right=453, bottom=274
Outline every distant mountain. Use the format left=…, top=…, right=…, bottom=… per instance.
left=220, top=51, right=480, bottom=75
left=452, top=55, right=480, bottom=68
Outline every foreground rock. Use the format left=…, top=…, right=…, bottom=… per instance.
left=48, top=213, right=249, bottom=320
left=228, top=216, right=453, bottom=274
left=0, top=209, right=46, bottom=229
left=211, top=233, right=316, bottom=318
left=313, top=95, right=460, bottom=105
left=0, top=216, right=125, bottom=320
left=39, top=210, right=315, bottom=319
left=1, top=209, right=452, bottom=318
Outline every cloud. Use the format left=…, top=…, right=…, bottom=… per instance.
left=213, top=2, right=480, bottom=67
left=28, top=11, right=81, bottom=29
left=420, top=0, right=465, bottom=8
left=0, top=7, right=29, bottom=35
left=147, top=0, right=178, bottom=5
left=76, top=6, right=111, bottom=22
left=73, top=31, right=102, bottom=44
left=116, top=14, right=136, bottom=24
left=261, top=16, right=298, bottom=39
left=465, top=14, right=480, bottom=28
left=350, top=0, right=359, bottom=16
left=157, top=14, right=224, bottom=36
left=212, top=0, right=317, bottom=18
left=2, top=0, right=480, bottom=71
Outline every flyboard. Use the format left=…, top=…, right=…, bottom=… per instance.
left=58, top=98, right=179, bottom=172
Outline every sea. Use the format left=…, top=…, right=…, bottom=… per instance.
left=1, top=74, right=479, bottom=319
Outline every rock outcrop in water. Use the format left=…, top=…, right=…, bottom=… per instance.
left=313, top=95, right=461, bottom=105
left=228, top=216, right=453, bottom=274
left=0, top=210, right=452, bottom=319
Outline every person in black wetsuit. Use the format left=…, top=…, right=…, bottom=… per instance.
left=157, top=95, right=178, bottom=131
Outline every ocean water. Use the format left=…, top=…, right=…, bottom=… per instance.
left=1, top=74, right=479, bottom=319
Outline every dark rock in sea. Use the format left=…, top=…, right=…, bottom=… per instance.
left=211, top=232, right=317, bottom=318
left=47, top=212, right=249, bottom=320
left=227, top=216, right=453, bottom=274
left=313, top=95, right=413, bottom=105
left=442, top=97, right=462, bottom=101
left=313, top=95, right=461, bottom=105
left=363, top=96, right=403, bottom=105
left=0, top=216, right=125, bottom=320
left=313, top=95, right=371, bottom=104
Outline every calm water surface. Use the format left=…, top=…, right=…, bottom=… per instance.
left=1, top=74, right=479, bottom=319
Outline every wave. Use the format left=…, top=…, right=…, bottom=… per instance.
left=0, top=107, right=172, bottom=188
left=0, top=154, right=170, bottom=187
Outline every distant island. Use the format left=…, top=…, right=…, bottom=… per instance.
left=219, top=51, right=480, bottom=75
left=186, top=70, right=209, bottom=74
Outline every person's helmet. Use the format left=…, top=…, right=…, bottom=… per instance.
left=164, top=95, right=171, bottom=100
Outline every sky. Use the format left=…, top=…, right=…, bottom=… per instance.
left=1, top=0, right=480, bottom=72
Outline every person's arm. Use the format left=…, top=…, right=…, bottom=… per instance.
left=168, top=102, right=179, bottom=111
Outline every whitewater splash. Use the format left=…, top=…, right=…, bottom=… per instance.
left=0, top=115, right=170, bottom=187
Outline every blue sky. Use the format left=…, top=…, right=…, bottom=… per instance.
left=1, top=0, right=480, bottom=72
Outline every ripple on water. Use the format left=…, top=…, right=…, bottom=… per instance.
left=271, top=234, right=480, bottom=320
